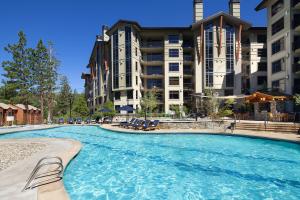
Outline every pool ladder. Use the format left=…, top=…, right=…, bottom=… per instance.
left=22, top=156, right=64, bottom=192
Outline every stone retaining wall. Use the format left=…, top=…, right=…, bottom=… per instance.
left=159, top=121, right=226, bottom=129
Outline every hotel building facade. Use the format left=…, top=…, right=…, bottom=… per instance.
left=83, top=0, right=270, bottom=114
left=256, top=0, right=300, bottom=95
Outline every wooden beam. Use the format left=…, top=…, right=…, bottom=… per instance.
left=219, top=16, right=223, bottom=56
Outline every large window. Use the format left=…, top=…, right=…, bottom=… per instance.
left=125, top=26, right=132, bottom=87
left=147, top=66, right=163, bottom=75
left=257, top=49, right=267, bottom=57
left=127, top=90, right=133, bottom=99
left=169, top=49, right=179, bottom=57
left=205, top=24, right=214, bottom=87
left=272, top=58, right=285, bottom=74
left=169, top=77, right=180, bottom=85
left=169, top=63, right=179, bottom=72
left=168, top=35, right=179, bottom=44
left=147, top=79, right=162, bottom=89
left=113, top=31, right=119, bottom=89
left=257, top=34, right=267, bottom=43
left=257, top=76, right=267, bottom=86
left=226, top=72, right=234, bottom=88
left=226, top=25, right=235, bottom=73
left=258, top=62, right=267, bottom=71
left=272, top=17, right=284, bottom=35
left=272, top=79, right=285, bottom=92
left=271, top=0, right=284, bottom=16
left=169, top=91, right=180, bottom=99
left=272, top=37, right=285, bottom=55
left=114, top=92, right=120, bottom=100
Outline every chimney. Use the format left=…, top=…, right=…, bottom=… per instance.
left=229, top=0, right=240, bottom=18
left=194, top=0, right=203, bottom=23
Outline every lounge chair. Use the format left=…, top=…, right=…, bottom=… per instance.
left=120, top=118, right=136, bottom=128
left=144, top=120, right=160, bottom=131
left=132, top=120, right=144, bottom=130
left=126, top=119, right=140, bottom=129
left=136, top=120, right=151, bottom=130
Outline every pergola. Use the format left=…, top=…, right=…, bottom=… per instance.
left=244, top=91, right=292, bottom=121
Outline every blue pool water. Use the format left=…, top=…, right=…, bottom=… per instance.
left=1, top=126, right=300, bottom=200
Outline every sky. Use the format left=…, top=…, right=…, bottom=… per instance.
left=0, top=0, right=266, bottom=92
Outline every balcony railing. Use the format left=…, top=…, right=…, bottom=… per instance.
left=141, top=41, right=164, bottom=48
left=293, top=0, right=300, bottom=7
left=182, top=43, right=194, bottom=48
left=142, top=55, right=164, bottom=62
left=183, top=83, right=194, bottom=90
left=183, top=70, right=193, bottom=75
left=183, top=55, right=194, bottom=61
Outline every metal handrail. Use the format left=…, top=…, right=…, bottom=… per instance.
left=22, top=157, right=64, bottom=192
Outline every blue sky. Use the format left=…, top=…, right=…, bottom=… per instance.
left=0, top=0, right=266, bottom=92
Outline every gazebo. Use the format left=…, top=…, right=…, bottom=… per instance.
left=245, top=91, right=292, bottom=121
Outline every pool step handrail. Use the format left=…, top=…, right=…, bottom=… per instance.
left=22, top=156, right=64, bottom=192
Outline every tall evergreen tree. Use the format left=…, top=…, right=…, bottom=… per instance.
left=2, top=31, right=33, bottom=105
left=55, top=76, right=72, bottom=117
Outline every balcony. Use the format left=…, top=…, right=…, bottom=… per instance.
left=294, top=63, right=300, bottom=74
left=293, top=15, right=300, bottom=33
left=140, top=41, right=164, bottom=53
left=183, top=83, right=194, bottom=91
left=183, top=55, right=194, bottom=65
left=294, top=39, right=300, bottom=54
left=182, top=42, right=194, bottom=51
left=140, top=73, right=164, bottom=79
left=293, top=0, right=300, bottom=9
left=141, top=55, right=164, bottom=66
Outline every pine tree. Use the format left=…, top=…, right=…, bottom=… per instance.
left=55, top=76, right=72, bottom=117
left=72, top=94, right=89, bottom=117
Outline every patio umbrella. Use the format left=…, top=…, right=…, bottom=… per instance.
left=117, top=105, right=134, bottom=121
left=99, top=108, right=112, bottom=113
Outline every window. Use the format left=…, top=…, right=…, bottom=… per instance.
left=272, top=58, right=285, bottom=74
left=125, top=26, right=132, bottom=87
left=226, top=25, right=234, bottom=73
left=258, top=62, right=267, bottom=71
left=257, top=34, right=267, bottom=43
left=272, top=37, right=285, bottom=55
left=169, top=77, right=180, bottom=85
left=272, top=17, right=284, bottom=35
left=168, top=35, right=179, bottom=44
left=183, top=65, right=192, bottom=74
left=115, top=92, right=120, bottom=100
left=271, top=0, right=284, bottom=16
left=169, top=91, right=180, bottom=99
left=205, top=24, right=214, bottom=87
left=226, top=73, right=234, bottom=87
left=113, top=31, right=119, bottom=89
left=169, top=63, right=179, bottom=72
left=272, top=79, right=285, bottom=92
left=135, top=47, right=138, bottom=56
left=135, top=62, right=138, bottom=72
left=169, top=49, right=179, bottom=57
left=127, top=90, right=133, bottom=99
left=257, top=49, right=267, bottom=57
left=147, top=66, right=163, bottom=75
left=257, top=76, right=267, bottom=86
left=136, top=90, right=138, bottom=99
left=115, top=105, right=120, bottom=112
left=136, top=76, right=138, bottom=86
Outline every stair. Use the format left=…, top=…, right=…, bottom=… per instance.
left=235, top=122, right=300, bottom=133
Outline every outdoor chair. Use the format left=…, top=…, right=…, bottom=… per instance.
left=126, top=119, right=140, bottom=129
left=144, top=120, right=160, bottom=131
left=120, top=118, right=136, bottom=128
left=132, top=120, right=145, bottom=130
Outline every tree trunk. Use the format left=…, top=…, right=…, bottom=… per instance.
left=40, top=93, right=44, bottom=124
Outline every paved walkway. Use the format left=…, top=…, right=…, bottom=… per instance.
left=0, top=125, right=60, bottom=135
left=0, top=138, right=81, bottom=200
left=101, top=124, right=300, bottom=143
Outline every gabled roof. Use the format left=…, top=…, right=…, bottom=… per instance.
left=107, top=20, right=142, bottom=35
left=0, top=103, right=18, bottom=110
left=15, top=104, right=40, bottom=111
left=192, top=11, right=252, bottom=30
left=255, top=0, right=269, bottom=11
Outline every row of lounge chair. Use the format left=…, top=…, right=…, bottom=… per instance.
left=120, top=118, right=160, bottom=131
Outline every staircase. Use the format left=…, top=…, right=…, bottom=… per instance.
left=235, top=122, right=300, bottom=133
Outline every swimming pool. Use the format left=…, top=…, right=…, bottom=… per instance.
left=1, top=126, right=300, bottom=200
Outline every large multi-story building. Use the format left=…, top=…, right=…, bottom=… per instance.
left=256, top=0, right=300, bottom=96
left=82, top=0, right=268, bottom=114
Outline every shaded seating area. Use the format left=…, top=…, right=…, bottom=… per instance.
left=245, top=91, right=293, bottom=122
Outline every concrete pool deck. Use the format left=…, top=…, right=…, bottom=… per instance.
left=101, top=124, right=300, bottom=143
left=0, top=137, right=81, bottom=200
